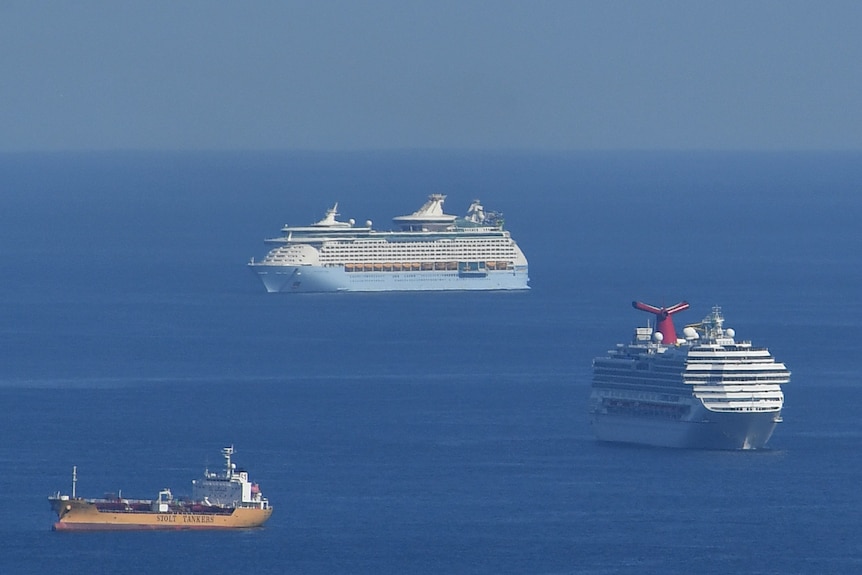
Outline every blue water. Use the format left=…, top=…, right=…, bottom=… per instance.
left=1, top=151, right=860, bottom=574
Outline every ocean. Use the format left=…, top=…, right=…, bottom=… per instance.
left=0, top=150, right=860, bottom=574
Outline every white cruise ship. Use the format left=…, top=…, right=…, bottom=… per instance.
left=589, top=301, right=790, bottom=449
left=248, top=195, right=529, bottom=293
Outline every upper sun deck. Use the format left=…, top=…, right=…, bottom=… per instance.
left=278, top=203, right=372, bottom=234
left=392, top=195, right=507, bottom=232
left=264, top=196, right=507, bottom=243
left=391, top=194, right=456, bottom=231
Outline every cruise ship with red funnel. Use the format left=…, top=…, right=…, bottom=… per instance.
left=589, top=301, right=790, bottom=449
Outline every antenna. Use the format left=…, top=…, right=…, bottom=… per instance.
left=632, top=301, right=690, bottom=344
left=72, top=466, right=78, bottom=499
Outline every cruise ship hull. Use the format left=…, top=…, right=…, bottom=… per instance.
left=590, top=405, right=781, bottom=450
left=250, top=264, right=530, bottom=293
left=49, top=498, right=272, bottom=531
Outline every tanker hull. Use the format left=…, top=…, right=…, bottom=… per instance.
left=50, top=497, right=272, bottom=531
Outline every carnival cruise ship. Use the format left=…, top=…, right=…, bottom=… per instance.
left=249, top=195, right=529, bottom=293
left=589, top=301, right=790, bottom=450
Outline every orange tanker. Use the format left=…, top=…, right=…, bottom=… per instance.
left=49, top=446, right=272, bottom=531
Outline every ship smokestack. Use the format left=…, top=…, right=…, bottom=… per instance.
left=632, top=301, right=690, bottom=344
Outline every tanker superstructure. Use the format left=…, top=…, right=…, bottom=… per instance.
left=248, top=194, right=529, bottom=293
left=589, top=302, right=790, bottom=450
left=49, top=446, right=272, bottom=531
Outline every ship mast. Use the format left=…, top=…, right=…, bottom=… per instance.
left=222, top=446, right=235, bottom=478
left=72, top=465, right=77, bottom=499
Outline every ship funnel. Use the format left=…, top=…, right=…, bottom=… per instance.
left=632, top=301, right=690, bottom=345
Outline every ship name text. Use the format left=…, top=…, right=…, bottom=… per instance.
left=156, top=514, right=216, bottom=524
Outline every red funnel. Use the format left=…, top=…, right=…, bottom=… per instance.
left=632, top=301, right=690, bottom=344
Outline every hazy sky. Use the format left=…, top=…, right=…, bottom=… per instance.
left=2, top=1, right=861, bottom=151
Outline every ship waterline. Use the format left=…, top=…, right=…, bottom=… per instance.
left=50, top=499, right=272, bottom=531
left=254, top=264, right=529, bottom=293
left=249, top=195, right=529, bottom=293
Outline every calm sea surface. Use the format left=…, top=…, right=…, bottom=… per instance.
left=1, top=151, right=860, bottom=574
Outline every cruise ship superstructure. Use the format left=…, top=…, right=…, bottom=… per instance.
left=249, top=195, right=529, bottom=293
left=589, top=301, right=790, bottom=450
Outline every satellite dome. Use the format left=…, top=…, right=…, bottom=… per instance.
left=683, top=326, right=699, bottom=340
left=348, top=218, right=355, bottom=225
left=653, top=332, right=663, bottom=343
left=726, top=328, right=735, bottom=338
left=366, top=220, right=373, bottom=227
